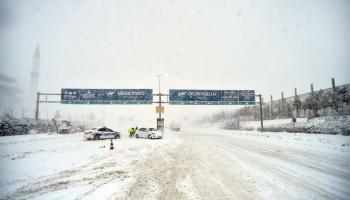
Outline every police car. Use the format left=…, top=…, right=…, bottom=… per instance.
left=83, top=127, right=121, bottom=140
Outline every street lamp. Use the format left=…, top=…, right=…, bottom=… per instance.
left=154, top=74, right=163, bottom=95
left=153, top=74, right=166, bottom=133
left=154, top=74, right=164, bottom=119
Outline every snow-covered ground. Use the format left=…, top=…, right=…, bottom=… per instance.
left=0, top=133, right=182, bottom=199
left=240, top=118, right=308, bottom=129
left=239, top=116, right=350, bottom=135
left=1, top=128, right=349, bottom=199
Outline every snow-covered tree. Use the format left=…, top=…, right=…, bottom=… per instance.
left=293, top=96, right=302, bottom=117
left=303, top=91, right=323, bottom=117
left=337, top=86, right=350, bottom=106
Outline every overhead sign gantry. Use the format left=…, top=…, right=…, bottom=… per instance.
left=61, top=89, right=153, bottom=104
left=35, top=88, right=263, bottom=131
left=169, top=89, right=255, bottom=105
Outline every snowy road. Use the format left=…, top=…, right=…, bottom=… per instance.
left=1, top=129, right=350, bottom=200
left=126, top=129, right=350, bottom=200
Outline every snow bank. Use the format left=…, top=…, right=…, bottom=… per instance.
left=259, top=116, right=350, bottom=135
left=240, top=118, right=307, bottom=129
left=217, top=116, right=350, bottom=135
left=185, top=127, right=350, bottom=154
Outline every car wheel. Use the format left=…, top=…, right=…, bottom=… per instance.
left=94, top=135, right=100, bottom=140
left=115, top=134, right=120, bottom=139
left=135, top=134, right=139, bottom=138
left=148, top=134, right=152, bottom=139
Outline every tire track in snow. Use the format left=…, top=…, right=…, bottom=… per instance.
left=6, top=143, right=144, bottom=200
left=125, top=137, right=257, bottom=200
left=194, top=132, right=350, bottom=200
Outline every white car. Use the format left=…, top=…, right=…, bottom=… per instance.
left=135, top=128, right=163, bottom=139
left=83, top=127, right=120, bottom=140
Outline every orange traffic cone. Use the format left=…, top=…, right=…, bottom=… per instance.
left=110, top=139, right=114, bottom=150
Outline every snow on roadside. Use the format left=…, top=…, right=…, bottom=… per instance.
left=0, top=132, right=182, bottom=199
left=240, top=118, right=308, bottom=130
left=240, top=116, right=350, bottom=135
left=184, top=127, right=350, bottom=200
left=185, top=126, right=350, bottom=156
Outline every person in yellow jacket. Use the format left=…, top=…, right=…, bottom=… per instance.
left=128, top=127, right=135, bottom=137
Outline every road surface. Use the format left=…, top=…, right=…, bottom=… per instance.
left=1, top=129, right=349, bottom=200
left=126, top=130, right=350, bottom=200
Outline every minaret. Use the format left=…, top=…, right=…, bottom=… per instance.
left=29, top=45, right=40, bottom=116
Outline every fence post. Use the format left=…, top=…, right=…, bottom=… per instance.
left=294, top=88, right=299, bottom=117
left=281, top=92, right=285, bottom=117
left=270, top=95, right=273, bottom=119
left=332, top=78, right=336, bottom=92
left=311, top=84, right=314, bottom=93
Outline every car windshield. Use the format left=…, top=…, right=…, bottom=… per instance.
left=149, top=128, right=157, bottom=131
left=98, top=127, right=111, bottom=131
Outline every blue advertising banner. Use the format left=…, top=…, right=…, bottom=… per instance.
left=169, top=89, right=255, bottom=105
left=61, top=89, right=153, bottom=104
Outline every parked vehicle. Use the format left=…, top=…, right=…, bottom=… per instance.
left=135, top=127, right=162, bottom=139
left=169, top=122, right=181, bottom=131
left=58, top=126, right=70, bottom=134
left=83, top=127, right=120, bottom=140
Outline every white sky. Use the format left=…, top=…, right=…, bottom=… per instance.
left=1, top=0, right=350, bottom=127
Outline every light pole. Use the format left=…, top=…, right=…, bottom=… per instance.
left=154, top=74, right=166, bottom=132
left=154, top=74, right=163, bottom=119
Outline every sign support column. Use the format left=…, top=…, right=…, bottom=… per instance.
left=258, top=94, right=264, bottom=131
left=35, top=92, right=40, bottom=120
left=158, top=76, right=162, bottom=120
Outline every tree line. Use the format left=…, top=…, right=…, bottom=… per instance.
left=243, top=86, right=350, bottom=120
left=198, top=85, right=350, bottom=124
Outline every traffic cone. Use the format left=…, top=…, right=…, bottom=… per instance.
left=110, top=139, right=114, bottom=150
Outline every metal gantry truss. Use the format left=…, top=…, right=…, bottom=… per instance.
left=35, top=92, right=264, bottom=131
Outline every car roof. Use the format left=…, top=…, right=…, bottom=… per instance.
left=90, top=127, right=110, bottom=130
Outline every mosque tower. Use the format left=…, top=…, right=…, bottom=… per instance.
left=29, top=45, right=40, bottom=116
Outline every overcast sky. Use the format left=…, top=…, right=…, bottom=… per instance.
left=1, top=0, right=350, bottom=127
